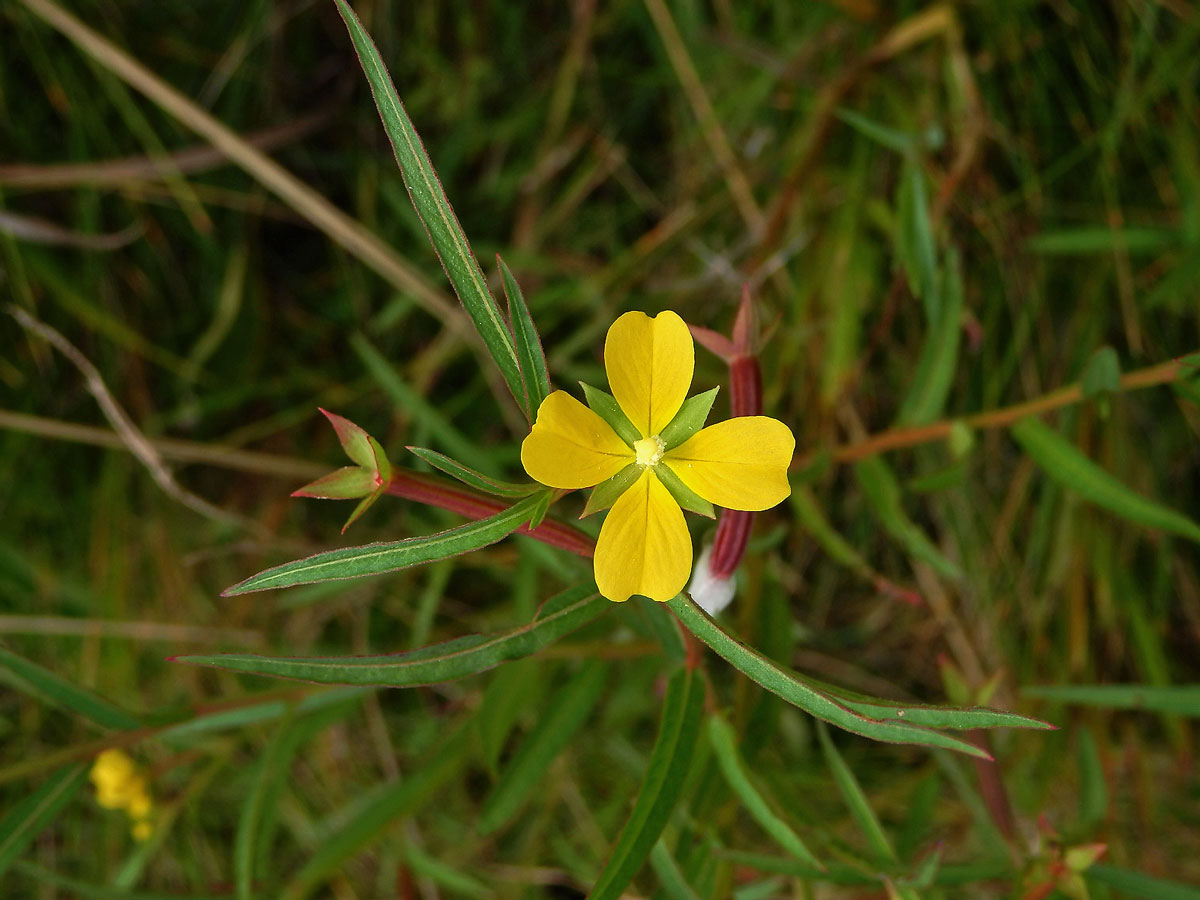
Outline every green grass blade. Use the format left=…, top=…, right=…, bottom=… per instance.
left=1011, top=417, right=1200, bottom=543
left=235, top=700, right=357, bottom=900
left=498, top=255, right=551, bottom=421
left=649, top=840, right=705, bottom=900
left=478, top=659, right=608, bottom=834
left=0, top=648, right=140, bottom=731
left=816, top=722, right=896, bottom=864
left=0, top=764, right=89, bottom=879
left=407, top=446, right=540, bottom=498
left=588, top=664, right=705, bottom=900
left=1086, top=864, right=1200, bottom=900
left=280, top=725, right=471, bottom=900
left=668, top=596, right=987, bottom=757
left=896, top=157, right=938, bottom=322
left=221, top=493, right=542, bottom=595
left=333, top=0, right=524, bottom=409
left=708, top=714, right=822, bottom=868
left=854, top=456, right=963, bottom=579
left=177, top=585, right=605, bottom=685
left=896, top=247, right=963, bottom=425
left=1022, top=684, right=1200, bottom=716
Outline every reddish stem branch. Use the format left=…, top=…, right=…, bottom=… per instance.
left=385, top=470, right=595, bottom=557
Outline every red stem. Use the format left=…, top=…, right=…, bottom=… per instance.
left=709, top=351, right=762, bottom=578
left=385, top=469, right=595, bottom=558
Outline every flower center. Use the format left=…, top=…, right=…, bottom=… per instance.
left=633, top=434, right=665, bottom=467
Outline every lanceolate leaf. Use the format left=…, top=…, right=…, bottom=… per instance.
left=708, top=714, right=822, bottom=867
left=177, top=585, right=607, bottom=685
left=0, top=648, right=140, bottom=731
left=222, top=493, right=543, bottom=595
left=588, top=664, right=705, bottom=900
left=668, top=596, right=993, bottom=757
left=1011, top=417, right=1200, bottom=544
left=498, top=255, right=551, bottom=421
left=333, top=0, right=524, bottom=410
left=0, top=764, right=89, bottom=879
left=478, top=660, right=608, bottom=834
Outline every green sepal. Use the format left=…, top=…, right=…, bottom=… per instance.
left=342, top=485, right=386, bottom=533
left=408, top=446, right=540, bottom=498
left=658, top=386, right=719, bottom=450
left=655, top=463, right=714, bottom=518
left=293, top=466, right=377, bottom=500
left=321, top=408, right=376, bottom=469
left=582, top=464, right=642, bottom=517
left=581, top=383, right=640, bottom=446
left=527, top=489, right=553, bottom=530
left=369, top=435, right=392, bottom=484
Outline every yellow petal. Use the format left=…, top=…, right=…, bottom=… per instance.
left=663, top=416, right=794, bottom=510
left=605, top=311, right=694, bottom=438
left=594, top=469, right=692, bottom=602
left=521, top=391, right=632, bottom=489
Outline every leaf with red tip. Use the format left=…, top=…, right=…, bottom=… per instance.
left=293, top=467, right=376, bottom=500
left=320, top=409, right=376, bottom=470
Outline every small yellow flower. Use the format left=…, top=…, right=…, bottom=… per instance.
left=521, top=311, right=794, bottom=602
left=90, top=749, right=155, bottom=842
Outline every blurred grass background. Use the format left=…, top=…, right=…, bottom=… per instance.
left=2, top=0, right=1200, bottom=897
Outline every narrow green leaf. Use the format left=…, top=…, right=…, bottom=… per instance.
left=407, top=446, right=539, bottom=498
left=816, top=722, right=896, bottom=863
left=581, top=382, right=641, bottom=445
left=896, top=247, right=963, bottom=425
left=0, top=648, right=140, bottom=731
left=1022, top=684, right=1200, bottom=716
left=498, top=255, right=551, bottom=421
left=836, top=107, right=921, bottom=154
left=280, top=726, right=471, bottom=900
left=659, top=387, right=719, bottom=449
left=1086, top=864, right=1200, bottom=900
left=649, top=840, right=705, bottom=900
left=634, top=596, right=687, bottom=663
left=668, top=596, right=989, bottom=757
left=333, top=0, right=524, bottom=408
left=0, top=764, right=89, bottom=879
left=180, top=584, right=606, bottom=685
left=583, top=463, right=642, bottom=516
left=476, top=658, right=542, bottom=775
left=896, top=158, right=938, bottom=322
left=654, top=462, right=715, bottom=518
left=527, top=488, right=552, bottom=530
left=404, top=842, right=492, bottom=898
left=222, top=493, right=542, bottom=595
left=708, top=715, right=822, bottom=867
left=478, top=659, right=607, bottom=834
left=1011, top=417, right=1200, bottom=544
left=854, top=456, right=962, bottom=579
left=235, top=700, right=358, bottom=900
left=588, top=664, right=705, bottom=900
left=1028, top=227, right=1182, bottom=256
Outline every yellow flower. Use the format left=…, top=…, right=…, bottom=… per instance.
left=90, top=749, right=155, bottom=842
left=521, top=311, right=794, bottom=602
